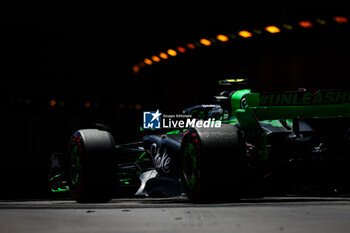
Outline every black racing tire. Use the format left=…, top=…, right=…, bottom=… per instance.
left=180, top=124, right=245, bottom=203
left=68, top=129, right=115, bottom=203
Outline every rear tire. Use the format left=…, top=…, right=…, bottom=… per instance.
left=180, top=124, right=245, bottom=203
left=68, top=129, right=115, bottom=203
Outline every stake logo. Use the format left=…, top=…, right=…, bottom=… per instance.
left=150, top=143, right=171, bottom=173
left=143, top=110, right=162, bottom=129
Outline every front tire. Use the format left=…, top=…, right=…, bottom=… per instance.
left=181, top=124, right=245, bottom=203
left=68, top=129, right=115, bottom=203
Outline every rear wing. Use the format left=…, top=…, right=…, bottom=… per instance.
left=242, top=89, right=350, bottom=120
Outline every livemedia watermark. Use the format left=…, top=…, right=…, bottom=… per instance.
left=143, top=110, right=221, bottom=129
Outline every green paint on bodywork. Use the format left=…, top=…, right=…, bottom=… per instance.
left=260, top=119, right=285, bottom=128
left=139, top=126, right=157, bottom=131
left=120, top=178, right=132, bottom=184
left=166, top=130, right=182, bottom=135
left=119, top=178, right=132, bottom=182
left=245, top=92, right=350, bottom=119
left=231, top=89, right=251, bottom=114
left=234, top=90, right=350, bottom=161
left=117, top=173, right=136, bottom=185
left=286, top=119, right=293, bottom=128
left=51, top=187, right=69, bottom=193
left=138, top=152, right=146, bottom=160
left=236, top=108, right=268, bottom=160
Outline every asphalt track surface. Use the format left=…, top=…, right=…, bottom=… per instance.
left=1, top=197, right=350, bottom=233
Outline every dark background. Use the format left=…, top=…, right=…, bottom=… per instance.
left=1, top=2, right=350, bottom=198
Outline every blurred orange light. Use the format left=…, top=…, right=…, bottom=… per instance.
left=49, top=99, right=56, bottom=107
left=132, top=65, right=140, bottom=73
left=333, top=16, right=348, bottom=23
left=84, top=101, right=91, bottom=108
left=167, top=49, right=177, bottom=56
left=298, top=21, right=313, bottom=28
left=200, top=38, right=211, bottom=46
left=238, top=30, right=252, bottom=38
left=216, top=34, right=229, bottom=42
left=187, top=43, right=196, bottom=49
left=152, top=55, right=161, bottom=62
left=135, top=104, right=142, bottom=110
left=265, top=25, right=280, bottom=33
left=177, top=46, right=186, bottom=53
left=159, top=52, right=168, bottom=59
left=144, top=58, right=153, bottom=65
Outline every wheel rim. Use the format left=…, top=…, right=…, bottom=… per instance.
left=183, top=142, right=199, bottom=190
left=70, top=135, right=82, bottom=190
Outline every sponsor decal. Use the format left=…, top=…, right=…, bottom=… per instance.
left=143, top=110, right=221, bottom=129
left=259, top=90, right=350, bottom=106
left=150, top=143, right=171, bottom=173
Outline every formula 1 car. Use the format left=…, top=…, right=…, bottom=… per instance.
left=49, top=79, right=350, bottom=203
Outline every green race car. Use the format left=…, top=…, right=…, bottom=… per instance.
left=49, top=79, right=350, bottom=203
